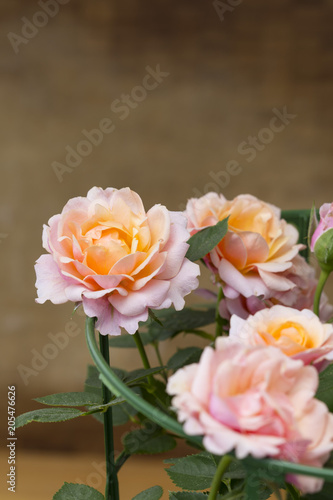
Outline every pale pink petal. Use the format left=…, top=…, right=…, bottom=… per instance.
left=65, top=284, right=89, bottom=302
left=62, top=195, right=92, bottom=215
left=113, top=187, right=145, bottom=215
left=258, top=269, right=296, bottom=292
left=158, top=259, right=200, bottom=311
left=115, top=308, right=149, bottom=335
left=218, top=259, right=269, bottom=298
left=147, top=205, right=171, bottom=247
left=157, top=211, right=190, bottom=279
left=87, top=186, right=116, bottom=204
left=238, top=232, right=269, bottom=264
left=256, top=261, right=292, bottom=273
left=35, top=255, right=69, bottom=304
left=191, top=347, right=215, bottom=406
left=220, top=232, right=247, bottom=269
left=110, top=252, right=145, bottom=276
left=109, top=279, right=170, bottom=316
left=82, top=295, right=121, bottom=336
left=86, top=274, right=130, bottom=289
left=130, top=253, right=167, bottom=291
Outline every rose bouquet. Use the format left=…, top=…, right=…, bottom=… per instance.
left=17, top=187, right=333, bottom=499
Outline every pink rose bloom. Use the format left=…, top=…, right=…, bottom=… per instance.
left=311, top=202, right=333, bottom=251
left=167, top=339, right=333, bottom=493
left=35, top=187, right=200, bottom=335
left=185, top=193, right=304, bottom=300
left=220, top=255, right=333, bottom=322
left=229, top=305, right=333, bottom=370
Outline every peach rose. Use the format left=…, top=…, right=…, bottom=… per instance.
left=167, top=339, right=333, bottom=493
left=185, top=193, right=304, bottom=300
left=220, top=255, right=333, bottom=322
left=229, top=305, right=333, bottom=370
left=35, top=187, right=200, bottom=335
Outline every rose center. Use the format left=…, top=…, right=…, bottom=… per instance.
left=267, top=321, right=314, bottom=348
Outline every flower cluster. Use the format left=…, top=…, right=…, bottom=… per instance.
left=168, top=192, right=333, bottom=494
left=35, top=188, right=333, bottom=495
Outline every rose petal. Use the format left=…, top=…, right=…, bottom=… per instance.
left=35, top=255, right=69, bottom=304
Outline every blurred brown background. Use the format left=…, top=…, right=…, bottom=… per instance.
left=1, top=0, right=333, bottom=498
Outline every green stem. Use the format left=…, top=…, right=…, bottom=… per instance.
left=184, top=329, right=215, bottom=341
left=215, top=286, right=224, bottom=338
left=85, top=317, right=203, bottom=446
left=133, top=331, right=154, bottom=387
left=313, top=269, right=330, bottom=317
left=115, top=450, right=130, bottom=473
left=153, top=342, right=168, bottom=383
left=99, top=333, right=119, bottom=500
left=208, top=455, right=232, bottom=500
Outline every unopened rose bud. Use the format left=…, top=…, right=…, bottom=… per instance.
left=311, top=203, right=333, bottom=273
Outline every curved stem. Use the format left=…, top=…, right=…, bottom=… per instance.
left=99, top=333, right=119, bottom=500
left=133, top=331, right=154, bottom=387
left=133, top=331, right=151, bottom=369
left=85, top=317, right=203, bottom=446
left=313, top=269, right=330, bottom=317
left=153, top=342, right=168, bottom=383
left=208, top=455, right=232, bottom=500
left=215, top=286, right=224, bottom=339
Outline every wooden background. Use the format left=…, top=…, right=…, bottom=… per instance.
left=1, top=0, right=332, bottom=497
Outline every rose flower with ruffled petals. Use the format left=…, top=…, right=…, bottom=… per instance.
left=220, top=255, right=333, bottom=322
left=229, top=305, right=333, bottom=371
left=35, top=187, right=200, bottom=335
left=167, top=339, right=333, bottom=494
left=185, top=193, right=304, bottom=300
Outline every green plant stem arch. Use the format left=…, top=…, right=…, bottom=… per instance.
left=85, top=316, right=333, bottom=484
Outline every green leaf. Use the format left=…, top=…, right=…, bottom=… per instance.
left=123, top=427, right=177, bottom=455
left=132, top=485, right=164, bottom=500
left=35, top=392, right=102, bottom=407
left=167, top=347, right=203, bottom=372
left=316, top=365, right=333, bottom=412
left=16, top=407, right=83, bottom=428
left=243, top=475, right=275, bottom=500
left=222, top=460, right=246, bottom=480
left=165, top=452, right=218, bottom=490
left=242, top=458, right=285, bottom=500
left=307, top=203, right=318, bottom=247
left=53, top=482, right=104, bottom=499
left=282, top=209, right=317, bottom=261
left=140, top=378, right=171, bottom=410
left=145, top=307, right=216, bottom=342
left=124, top=367, right=166, bottom=385
left=185, top=217, right=229, bottom=262
left=84, top=364, right=138, bottom=425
